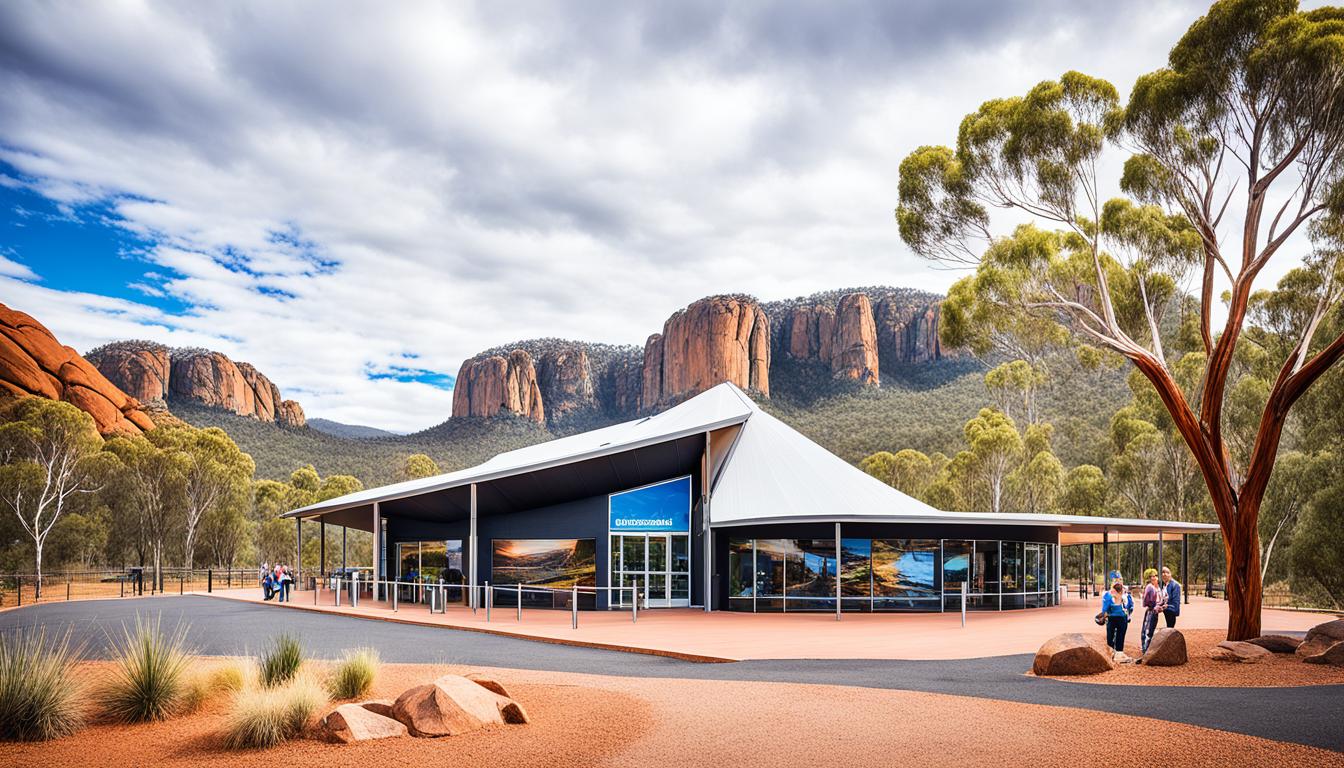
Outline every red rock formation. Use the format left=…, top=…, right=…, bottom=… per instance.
left=84, top=342, right=170, bottom=405
left=278, top=399, right=306, bottom=428
left=0, top=303, right=156, bottom=436
left=830, top=293, right=880, bottom=385
left=780, top=304, right=836, bottom=362
left=170, top=350, right=256, bottom=417
left=604, top=353, right=643, bottom=416
left=641, top=296, right=769, bottom=410
left=536, top=347, right=596, bottom=421
left=451, top=350, right=545, bottom=423
left=875, top=297, right=944, bottom=365
left=236, top=362, right=281, bottom=422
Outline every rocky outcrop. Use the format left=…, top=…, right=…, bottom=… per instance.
left=88, top=343, right=306, bottom=427
left=0, top=303, right=156, bottom=436
left=535, top=346, right=596, bottom=422
left=875, top=297, right=944, bottom=366
left=451, top=350, right=545, bottom=423
left=779, top=304, right=835, bottom=362
left=84, top=341, right=171, bottom=405
left=278, top=399, right=306, bottom=428
left=830, top=294, right=879, bottom=385
left=1031, top=633, right=1116, bottom=676
left=641, top=296, right=769, bottom=411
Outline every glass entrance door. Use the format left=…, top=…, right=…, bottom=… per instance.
left=611, top=533, right=690, bottom=607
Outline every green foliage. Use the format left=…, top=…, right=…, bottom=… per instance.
left=1291, top=472, right=1344, bottom=611
left=0, top=627, right=85, bottom=741
left=326, top=647, right=378, bottom=700
left=1061, top=465, right=1107, bottom=515
left=96, top=614, right=193, bottom=723
left=223, top=673, right=327, bottom=749
left=400, top=453, right=440, bottom=480
left=258, top=634, right=304, bottom=688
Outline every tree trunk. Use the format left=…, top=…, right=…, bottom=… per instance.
left=1222, top=496, right=1264, bottom=641
left=34, top=546, right=43, bottom=600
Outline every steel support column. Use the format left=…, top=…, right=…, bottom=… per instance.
left=295, top=518, right=302, bottom=589
left=834, top=522, right=841, bottom=621
left=1157, top=531, right=1164, bottom=575
left=702, top=431, right=713, bottom=613
left=1101, top=529, right=1109, bottom=587
left=469, top=483, right=478, bottom=610
left=1182, top=535, right=1190, bottom=604
left=341, top=526, right=347, bottom=572
left=372, top=501, right=380, bottom=601
left=319, top=520, right=326, bottom=577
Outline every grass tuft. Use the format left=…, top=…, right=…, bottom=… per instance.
left=0, top=627, right=86, bottom=741
left=258, top=634, right=304, bottom=688
left=209, top=659, right=251, bottom=694
left=96, top=614, right=193, bottom=723
left=222, top=673, right=327, bottom=749
left=326, top=647, right=379, bottom=700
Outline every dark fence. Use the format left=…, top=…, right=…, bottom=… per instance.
left=0, top=568, right=257, bottom=607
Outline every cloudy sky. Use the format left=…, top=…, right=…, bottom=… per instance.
left=0, top=0, right=1275, bottom=432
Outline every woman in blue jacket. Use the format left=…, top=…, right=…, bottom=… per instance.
left=1101, top=581, right=1133, bottom=654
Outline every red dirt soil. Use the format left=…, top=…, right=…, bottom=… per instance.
left=1, top=659, right=1340, bottom=768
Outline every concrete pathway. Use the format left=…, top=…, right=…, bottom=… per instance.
left=2, top=596, right=1342, bottom=752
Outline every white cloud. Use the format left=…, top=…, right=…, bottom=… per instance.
left=0, top=1, right=1312, bottom=432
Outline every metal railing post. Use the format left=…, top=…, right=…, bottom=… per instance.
left=516, top=584, right=521, bottom=622
left=207, top=569, right=213, bottom=593
left=485, top=581, right=491, bottom=622
left=961, top=580, right=967, bottom=627
left=572, top=584, right=578, bottom=629
left=632, top=580, right=638, bottom=623
left=66, top=579, right=71, bottom=601
left=120, top=576, right=124, bottom=599
left=392, top=580, right=398, bottom=612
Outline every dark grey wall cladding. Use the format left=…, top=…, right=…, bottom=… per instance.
left=385, top=462, right=704, bottom=610
left=709, top=522, right=1060, bottom=609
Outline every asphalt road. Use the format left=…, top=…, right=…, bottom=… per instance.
left=4, top=596, right=1342, bottom=752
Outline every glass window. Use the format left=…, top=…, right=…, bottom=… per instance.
left=1001, top=541, right=1024, bottom=609
left=754, top=539, right=788, bottom=611
left=969, top=540, right=1000, bottom=610
left=872, top=539, right=939, bottom=611
left=622, top=536, right=645, bottom=572
left=728, top=539, right=754, bottom=598
left=786, top=539, right=836, bottom=610
left=671, top=535, right=690, bottom=573
left=942, top=539, right=972, bottom=610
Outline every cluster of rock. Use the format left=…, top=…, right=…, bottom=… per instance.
left=316, top=672, right=527, bottom=744
left=1032, top=618, right=1344, bottom=676
left=0, top=303, right=156, bottom=436
left=85, top=341, right=306, bottom=428
left=451, top=287, right=948, bottom=425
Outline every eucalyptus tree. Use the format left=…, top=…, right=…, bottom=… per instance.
left=0, top=399, right=105, bottom=596
left=897, top=0, right=1344, bottom=638
left=154, top=426, right=255, bottom=570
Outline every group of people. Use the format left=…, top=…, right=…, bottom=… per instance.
left=261, top=562, right=294, bottom=602
left=1098, top=565, right=1182, bottom=659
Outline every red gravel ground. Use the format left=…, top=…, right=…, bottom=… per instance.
left=1036, top=629, right=1344, bottom=687
left=2, top=659, right=1341, bottom=768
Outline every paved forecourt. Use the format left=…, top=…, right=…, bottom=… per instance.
left=2, top=595, right=1342, bottom=753
left=200, top=586, right=1333, bottom=661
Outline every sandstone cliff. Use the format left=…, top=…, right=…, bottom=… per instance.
left=0, top=303, right=156, bottom=436
left=88, top=341, right=306, bottom=427
left=830, top=293, right=880, bottom=385
left=641, top=296, right=769, bottom=410
left=452, top=349, right=546, bottom=423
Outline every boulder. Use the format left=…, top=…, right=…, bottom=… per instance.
left=359, top=698, right=396, bottom=718
left=1140, top=628, right=1187, bottom=666
left=1210, top=640, right=1271, bottom=663
left=1296, top=619, right=1344, bottom=660
left=1300, top=640, right=1344, bottom=666
left=1032, top=633, right=1116, bottom=676
left=465, top=673, right=511, bottom=699
left=391, top=674, right=528, bottom=738
left=1246, top=634, right=1303, bottom=654
left=320, top=703, right=407, bottom=744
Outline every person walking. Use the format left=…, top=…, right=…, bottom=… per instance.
left=1102, top=581, right=1133, bottom=657
left=262, top=570, right=274, bottom=601
left=1140, top=569, right=1166, bottom=654
left=279, top=565, right=293, bottom=603
left=1161, top=566, right=1182, bottom=627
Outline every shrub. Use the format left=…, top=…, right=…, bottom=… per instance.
left=223, top=674, right=327, bottom=749
left=0, top=627, right=85, bottom=741
left=209, top=659, right=251, bottom=694
left=326, top=648, right=378, bottom=700
left=258, top=635, right=304, bottom=688
left=96, top=614, right=193, bottom=723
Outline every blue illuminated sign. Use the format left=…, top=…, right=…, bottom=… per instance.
left=608, top=476, right=692, bottom=532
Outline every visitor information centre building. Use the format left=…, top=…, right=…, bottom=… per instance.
left=285, top=383, right=1217, bottom=613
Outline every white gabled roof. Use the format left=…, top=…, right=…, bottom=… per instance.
left=710, top=397, right=944, bottom=525
left=289, top=381, right=1220, bottom=538
left=285, top=382, right=755, bottom=519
